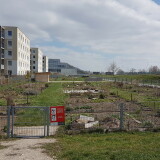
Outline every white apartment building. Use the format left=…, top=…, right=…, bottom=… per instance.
left=3, top=26, right=30, bottom=75
left=0, top=26, right=5, bottom=75
left=43, top=56, right=48, bottom=72
left=30, top=48, right=43, bottom=73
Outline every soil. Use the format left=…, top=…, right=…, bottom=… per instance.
left=64, top=82, right=160, bottom=131
left=0, top=138, right=56, bottom=160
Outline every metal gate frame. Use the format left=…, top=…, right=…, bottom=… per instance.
left=7, top=106, right=50, bottom=138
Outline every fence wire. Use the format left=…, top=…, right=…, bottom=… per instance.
left=0, top=106, right=8, bottom=137
left=1, top=102, right=160, bottom=138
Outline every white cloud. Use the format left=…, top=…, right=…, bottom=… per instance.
left=0, top=0, right=160, bottom=71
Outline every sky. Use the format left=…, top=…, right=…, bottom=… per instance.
left=0, top=0, right=160, bottom=72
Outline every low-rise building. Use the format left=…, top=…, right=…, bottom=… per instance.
left=35, top=72, right=51, bottom=82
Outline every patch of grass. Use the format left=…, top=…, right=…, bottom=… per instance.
left=43, top=132, right=160, bottom=160
left=30, top=83, right=68, bottom=106
left=15, top=83, right=68, bottom=126
left=0, top=145, right=7, bottom=150
left=50, top=76, right=86, bottom=81
left=15, top=108, right=46, bottom=126
left=0, top=99, right=6, bottom=106
left=94, top=74, right=160, bottom=81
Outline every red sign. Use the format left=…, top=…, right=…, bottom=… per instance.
left=50, top=106, right=65, bottom=124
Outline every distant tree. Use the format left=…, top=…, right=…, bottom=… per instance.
left=117, top=69, right=125, bottom=75
left=149, top=66, right=160, bottom=73
left=138, top=69, right=146, bottom=74
left=138, top=69, right=146, bottom=72
left=130, top=68, right=136, bottom=74
left=108, top=62, right=119, bottom=75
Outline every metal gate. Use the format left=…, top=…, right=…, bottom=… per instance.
left=7, top=106, right=50, bottom=138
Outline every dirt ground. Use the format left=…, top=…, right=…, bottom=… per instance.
left=0, top=138, right=56, bottom=160
left=64, top=82, right=160, bottom=130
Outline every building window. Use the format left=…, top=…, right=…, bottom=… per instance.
left=8, top=41, right=12, bottom=47
left=8, top=31, right=12, bottom=36
left=33, top=55, right=35, bottom=58
left=8, top=51, right=12, bottom=56
left=32, top=50, right=35, bottom=53
left=33, top=61, right=35, bottom=64
left=33, top=66, right=35, bottom=69
left=8, top=61, right=12, bottom=66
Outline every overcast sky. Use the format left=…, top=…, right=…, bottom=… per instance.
left=1, top=0, right=160, bottom=72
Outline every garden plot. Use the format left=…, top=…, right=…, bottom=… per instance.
left=0, top=82, right=47, bottom=106
left=63, top=82, right=160, bottom=132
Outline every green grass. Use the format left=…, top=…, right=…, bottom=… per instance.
left=50, top=77, right=86, bottom=81
left=0, top=99, right=6, bottom=106
left=94, top=74, right=160, bottom=81
left=30, top=83, right=68, bottom=106
left=15, top=108, right=46, bottom=126
left=15, top=83, right=68, bottom=125
left=43, top=132, right=160, bottom=160
left=108, top=83, right=160, bottom=109
left=0, top=144, right=7, bottom=150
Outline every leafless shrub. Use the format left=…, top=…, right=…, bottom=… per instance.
left=116, top=82, right=123, bottom=88
left=5, top=96, right=15, bottom=106
left=99, top=93, right=105, bottom=99
left=69, top=92, right=82, bottom=98
left=24, top=89, right=39, bottom=95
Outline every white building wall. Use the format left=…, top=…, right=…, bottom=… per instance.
left=17, top=29, right=30, bottom=75
left=4, top=27, right=30, bottom=75
left=43, top=56, right=48, bottom=72
left=38, top=50, right=43, bottom=72
left=30, top=48, right=43, bottom=73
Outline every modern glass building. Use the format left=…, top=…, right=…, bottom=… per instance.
left=48, top=59, right=87, bottom=76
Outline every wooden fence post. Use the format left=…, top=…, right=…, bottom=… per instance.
left=119, top=103, right=124, bottom=130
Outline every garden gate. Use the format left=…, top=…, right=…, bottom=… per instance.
left=7, top=106, right=50, bottom=138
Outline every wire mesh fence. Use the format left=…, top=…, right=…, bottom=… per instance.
left=64, top=102, right=160, bottom=134
left=0, top=106, right=58, bottom=138
left=0, top=106, right=8, bottom=137
left=103, top=77, right=160, bottom=88
left=1, top=102, right=160, bottom=138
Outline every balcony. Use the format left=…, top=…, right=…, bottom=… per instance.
left=1, top=54, right=4, bottom=59
left=1, top=43, right=4, bottom=49
left=0, top=30, right=5, bottom=38
left=0, top=33, right=4, bottom=39
left=1, top=64, right=4, bottom=69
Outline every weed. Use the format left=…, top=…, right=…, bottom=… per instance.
left=43, top=132, right=160, bottom=160
left=142, top=121, right=154, bottom=128
left=99, top=93, right=105, bottom=99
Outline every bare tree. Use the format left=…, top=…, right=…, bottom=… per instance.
left=117, top=69, right=125, bottom=75
left=149, top=66, right=159, bottom=73
left=108, top=62, right=119, bottom=75
left=138, top=69, right=146, bottom=74
left=130, top=68, right=136, bottom=74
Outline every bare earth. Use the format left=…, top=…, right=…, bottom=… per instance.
left=0, top=138, right=56, bottom=160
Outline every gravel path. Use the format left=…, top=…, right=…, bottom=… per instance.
left=0, top=138, right=56, bottom=160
